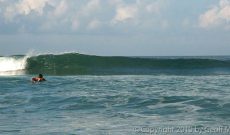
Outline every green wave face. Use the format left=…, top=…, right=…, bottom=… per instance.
left=26, top=53, right=230, bottom=75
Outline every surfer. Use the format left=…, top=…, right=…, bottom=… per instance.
left=32, top=74, right=46, bottom=82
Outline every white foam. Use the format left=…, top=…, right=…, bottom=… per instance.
left=0, top=56, right=28, bottom=76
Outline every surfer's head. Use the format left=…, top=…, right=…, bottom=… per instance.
left=38, top=74, right=43, bottom=78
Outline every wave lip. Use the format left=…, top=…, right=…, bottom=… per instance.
left=0, top=56, right=28, bottom=76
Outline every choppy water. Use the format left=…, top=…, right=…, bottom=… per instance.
left=1, top=75, right=230, bottom=135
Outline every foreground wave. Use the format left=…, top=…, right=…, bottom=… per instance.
left=1, top=53, right=230, bottom=75
left=1, top=75, right=230, bottom=134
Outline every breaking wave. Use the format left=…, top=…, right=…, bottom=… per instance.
left=1, top=53, right=230, bottom=75
left=24, top=53, right=230, bottom=75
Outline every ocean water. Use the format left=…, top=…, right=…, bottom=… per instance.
left=1, top=54, right=230, bottom=135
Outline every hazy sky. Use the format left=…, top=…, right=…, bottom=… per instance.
left=0, top=0, right=230, bottom=56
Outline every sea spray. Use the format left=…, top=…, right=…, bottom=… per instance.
left=0, top=56, right=28, bottom=75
